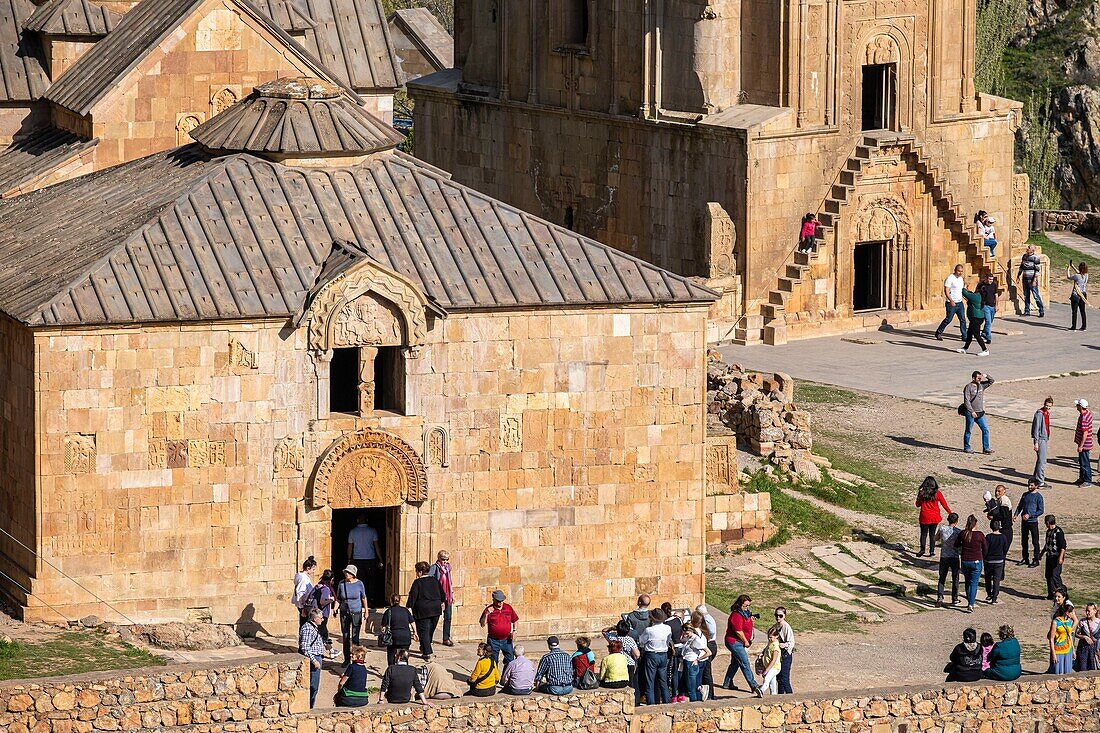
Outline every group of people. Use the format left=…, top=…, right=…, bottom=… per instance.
left=943, top=625, right=1020, bottom=682
left=294, top=545, right=456, bottom=708
left=915, top=479, right=1069, bottom=611
left=934, top=265, right=998, bottom=355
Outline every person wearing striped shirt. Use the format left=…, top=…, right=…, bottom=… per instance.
left=1075, top=399, right=1094, bottom=488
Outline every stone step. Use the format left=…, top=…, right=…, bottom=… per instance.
left=786, top=263, right=808, bottom=279
left=800, top=577, right=860, bottom=602
left=761, top=302, right=784, bottom=320
left=810, top=545, right=874, bottom=576
left=839, top=542, right=895, bottom=569
left=777, top=276, right=796, bottom=292
left=768, top=290, right=788, bottom=305
left=763, top=322, right=787, bottom=346
left=862, top=594, right=919, bottom=615
left=805, top=595, right=870, bottom=615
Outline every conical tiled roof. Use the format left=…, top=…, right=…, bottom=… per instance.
left=189, top=77, right=404, bottom=157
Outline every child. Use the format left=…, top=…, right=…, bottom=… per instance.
left=798, top=213, right=821, bottom=253
left=760, top=627, right=783, bottom=694
left=571, top=636, right=597, bottom=687
left=980, top=631, right=995, bottom=671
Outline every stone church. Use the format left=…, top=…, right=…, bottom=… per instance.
left=410, top=0, right=1037, bottom=344
left=0, top=73, right=716, bottom=639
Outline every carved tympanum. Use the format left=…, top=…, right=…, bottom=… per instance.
left=312, top=429, right=427, bottom=509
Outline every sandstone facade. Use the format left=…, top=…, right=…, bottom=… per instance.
left=410, top=0, right=1036, bottom=344
left=7, top=304, right=708, bottom=637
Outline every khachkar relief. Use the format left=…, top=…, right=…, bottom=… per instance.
left=704, top=202, right=736, bottom=280
left=274, top=435, right=305, bottom=477
left=424, top=426, right=449, bottom=468
left=312, top=429, right=427, bottom=510
left=228, top=337, right=257, bottom=372
left=307, top=255, right=435, bottom=352
left=1013, top=174, right=1030, bottom=247
left=64, top=434, right=96, bottom=474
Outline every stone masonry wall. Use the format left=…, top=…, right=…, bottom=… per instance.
left=1032, top=209, right=1100, bottom=233
left=24, top=304, right=708, bottom=639
left=0, top=655, right=307, bottom=733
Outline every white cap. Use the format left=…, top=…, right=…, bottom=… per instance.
left=983, top=490, right=992, bottom=502
left=1077, top=399, right=1089, bottom=409
left=986, top=217, right=995, bottom=223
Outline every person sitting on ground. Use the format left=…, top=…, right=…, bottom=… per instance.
left=334, top=645, right=371, bottom=707
left=378, top=649, right=433, bottom=707
left=467, top=642, right=500, bottom=697
left=500, top=645, right=535, bottom=695
left=979, top=632, right=995, bottom=671
left=534, top=636, right=574, bottom=696
left=571, top=636, right=597, bottom=689
left=599, top=639, right=632, bottom=690
left=983, top=625, right=1021, bottom=681
left=944, top=627, right=983, bottom=682
left=419, top=659, right=463, bottom=699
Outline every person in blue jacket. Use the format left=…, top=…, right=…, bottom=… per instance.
left=1014, top=480, right=1045, bottom=567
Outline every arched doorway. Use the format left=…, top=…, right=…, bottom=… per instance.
left=861, top=35, right=900, bottom=131
left=851, top=195, right=913, bottom=313
left=312, top=429, right=427, bottom=607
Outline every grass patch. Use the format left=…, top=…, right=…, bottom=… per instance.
left=1029, top=232, right=1100, bottom=285
left=741, top=471, right=851, bottom=542
left=1064, top=548, right=1100, bottom=597
left=706, top=579, right=861, bottom=635
left=792, top=467, right=913, bottom=525
left=794, top=382, right=867, bottom=406
left=0, top=632, right=164, bottom=681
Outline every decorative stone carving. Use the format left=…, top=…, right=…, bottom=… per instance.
left=424, top=426, right=449, bottom=467
left=854, top=195, right=912, bottom=242
left=228, top=337, right=257, bottom=371
left=1013, top=174, right=1030, bottom=247
left=176, top=114, right=202, bottom=146
left=500, top=415, right=522, bottom=451
left=705, top=202, right=736, bottom=279
left=210, top=86, right=240, bottom=116
left=64, top=434, right=96, bottom=474
left=312, top=429, right=427, bottom=509
left=865, top=35, right=900, bottom=65
left=274, top=435, right=305, bottom=476
left=149, top=439, right=167, bottom=468
left=167, top=440, right=188, bottom=468
left=307, top=258, right=433, bottom=352
left=706, top=435, right=739, bottom=495
left=332, top=298, right=402, bottom=348
left=188, top=440, right=226, bottom=467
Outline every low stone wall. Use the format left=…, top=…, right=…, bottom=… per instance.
left=1032, top=208, right=1100, bottom=233
left=0, top=654, right=308, bottom=732
left=632, top=674, right=1100, bottom=733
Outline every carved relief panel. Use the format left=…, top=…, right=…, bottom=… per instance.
left=312, top=429, right=427, bottom=509
left=331, top=297, right=403, bottom=348
left=424, top=426, right=449, bottom=467
left=64, top=434, right=96, bottom=474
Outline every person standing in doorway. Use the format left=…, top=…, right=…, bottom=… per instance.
left=1039, top=515, right=1068, bottom=600
left=347, top=515, right=383, bottom=609
left=335, top=564, right=367, bottom=666
left=771, top=607, right=795, bottom=694
left=936, top=512, right=962, bottom=607
left=722, top=594, right=763, bottom=697
left=407, top=561, right=444, bottom=661
left=1016, top=244, right=1045, bottom=317
left=1075, top=399, right=1094, bottom=487
left=954, top=515, right=986, bottom=613
left=1032, top=397, right=1053, bottom=487
left=298, top=608, right=325, bottom=708
left=935, top=264, right=967, bottom=341
left=978, top=272, right=999, bottom=343
left=1015, top=480, right=1045, bottom=567
left=956, top=283, right=990, bottom=356
left=915, top=476, right=952, bottom=557
left=1068, top=262, right=1089, bottom=331
left=479, top=589, right=519, bottom=667
left=962, top=371, right=995, bottom=454
left=427, top=550, right=455, bottom=647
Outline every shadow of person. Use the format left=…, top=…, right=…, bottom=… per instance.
left=234, top=603, right=270, bottom=639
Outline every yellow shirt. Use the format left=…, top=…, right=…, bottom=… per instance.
left=470, top=657, right=500, bottom=690
left=599, top=653, right=630, bottom=683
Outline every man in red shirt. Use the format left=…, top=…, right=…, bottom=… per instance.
left=479, top=589, right=519, bottom=666
left=722, top=594, right=763, bottom=697
left=1075, top=399, right=1094, bottom=488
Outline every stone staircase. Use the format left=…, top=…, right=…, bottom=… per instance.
left=737, top=132, right=996, bottom=346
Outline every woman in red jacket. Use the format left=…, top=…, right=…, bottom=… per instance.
left=915, top=476, right=952, bottom=558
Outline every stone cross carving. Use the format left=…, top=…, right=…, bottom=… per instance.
left=274, top=435, right=305, bottom=476
left=705, top=202, right=736, bottom=279
left=424, top=426, right=449, bottom=467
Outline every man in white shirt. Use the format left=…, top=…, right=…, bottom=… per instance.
left=934, top=264, right=967, bottom=341
left=638, top=609, right=672, bottom=705
left=347, top=515, right=383, bottom=608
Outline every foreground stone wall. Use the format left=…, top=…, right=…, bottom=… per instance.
left=0, top=655, right=307, bottom=732
left=1032, top=209, right=1100, bottom=233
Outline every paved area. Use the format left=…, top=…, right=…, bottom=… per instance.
left=723, top=302, right=1098, bottom=428
left=1046, top=229, right=1100, bottom=260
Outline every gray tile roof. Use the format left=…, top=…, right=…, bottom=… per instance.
left=189, top=77, right=403, bottom=155
left=296, top=0, right=401, bottom=91
left=390, top=8, right=451, bottom=72
left=23, top=0, right=121, bottom=36
left=0, top=0, right=49, bottom=102
left=43, top=0, right=351, bottom=115
left=254, top=0, right=315, bottom=33
left=0, top=126, right=96, bottom=196
left=0, top=147, right=717, bottom=326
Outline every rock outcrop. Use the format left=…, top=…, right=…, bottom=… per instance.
left=1052, top=85, right=1100, bottom=210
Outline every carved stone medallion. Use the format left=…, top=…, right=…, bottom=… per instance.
left=312, top=429, right=427, bottom=509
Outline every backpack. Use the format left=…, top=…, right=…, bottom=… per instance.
left=622, top=611, right=649, bottom=641
left=303, top=584, right=325, bottom=613
left=574, top=654, right=598, bottom=690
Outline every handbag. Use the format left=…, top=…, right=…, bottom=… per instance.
left=957, top=403, right=967, bottom=416
left=379, top=630, right=393, bottom=646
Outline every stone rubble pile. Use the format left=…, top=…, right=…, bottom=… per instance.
left=706, top=350, right=821, bottom=479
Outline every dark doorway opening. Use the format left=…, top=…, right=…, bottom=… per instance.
left=329, top=347, right=359, bottom=414
left=373, top=347, right=406, bottom=414
left=861, top=63, right=896, bottom=131
left=331, top=507, right=399, bottom=608
left=853, top=241, right=887, bottom=311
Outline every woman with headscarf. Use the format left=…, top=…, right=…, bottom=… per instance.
left=915, top=476, right=952, bottom=557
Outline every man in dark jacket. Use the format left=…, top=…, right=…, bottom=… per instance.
left=1039, top=515, right=1068, bottom=600
left=945, top=628, right=983, bottom=682
left=1014, top=480, right=1045, bottom=567
left=1015, top=244, right=1044, bottom=317
left=622, top=594, right=652, bottom=641
left=956, top=285, right=990, bottom=356
left=962, top=371, right=994, bottom=454
left=407, top=561, right=445, bottom=661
